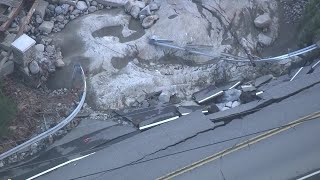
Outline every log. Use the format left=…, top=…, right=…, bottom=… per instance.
left=17, top=0, right=39, bottom=38
left=0, top=0, right=24, bottom=32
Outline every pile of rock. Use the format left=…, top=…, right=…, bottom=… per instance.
left=280, top=0, right=309, bottom=24
left=124, top=0, right=160, bottom=28
left=254, top=13, right=274, bottom=47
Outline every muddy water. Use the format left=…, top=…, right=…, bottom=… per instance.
left=92, top=19, right=145, bottom=43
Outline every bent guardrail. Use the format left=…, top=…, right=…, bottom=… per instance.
left=0, top=64, right=87, bottom=161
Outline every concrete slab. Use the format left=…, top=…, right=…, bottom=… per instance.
left=193, top=85, right=224, bottom=104
left=116, top=104, right=179, bottom=127
left=178, top=106, right=203, bottom=116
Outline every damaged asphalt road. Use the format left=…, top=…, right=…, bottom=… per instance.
left=5, top=69, right=320, bottom=180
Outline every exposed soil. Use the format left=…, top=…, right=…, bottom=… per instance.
left=0, top=76, right=78, bottom=153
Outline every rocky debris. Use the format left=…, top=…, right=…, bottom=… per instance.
left=208, top=104, right=219, bottom=113
left=258, top=33, right=273, bottom=46
left=39, top=21, right=54, bottom=33
left=254, top=13, right=272, bottom=28
left=139, top=5, right=151, bottom=16
left=231, top=101, right=241, bottom=108
left=130, top=5, right=140, bottom=19
left=142, top=15, right=158, bottom=29
left=222, top=89, right=242, bottom=102
left=0, top=61, right=14, bottom=77
left=254, top=74, right=274, bottom=87
left=240, top=91, right=257, bottom=103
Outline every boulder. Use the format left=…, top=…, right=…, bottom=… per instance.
left=55, top=6, right=64, bottom=15
left=258, top=33, right=273, bottom=46
left=254, top=13, right=272, bottom=28
left=149, top=2, right=159, bottom=11
left=231, top=101, right=241, bottom=108
left=225, top=101, right=233, bottom=108
left=130, top=5, right=140, bottom=19
left=222, top=89, right=241, bottom=102
left=139, top=5, right=151, bottom=16
left=142, top=15, right=159, bottom=29
left=95, top=0, right=127, bottom=7
left=158, top=90, right=170, bottom=103
left=39, top=21, right=54, bottom=33
left=55, top=58, right=65, bottom=67
left=56, top=15, right=65, bottom=22
left=88, top=6, right=97, bottom=12
left=35, top=44, right=45, bottom=52
left=77, top=1, right=88, bottom=10
left=29, top=61, right=40, bottom=74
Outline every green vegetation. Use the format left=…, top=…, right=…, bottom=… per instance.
left=0, top=82, right=17, bottom=138
left=298, top=0, right=320, bottom=46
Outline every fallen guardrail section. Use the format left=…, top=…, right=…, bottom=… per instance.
left=0, top=64, right=87, bottom=161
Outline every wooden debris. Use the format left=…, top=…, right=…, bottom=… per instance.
left=17, top=0, right=39, bottom=38
left=0, top=0, right=25, bottom=32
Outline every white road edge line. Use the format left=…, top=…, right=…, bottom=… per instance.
left=297, top=170, right=320, bottom=180
left=26, top=152, right=96, bottom=180
left=139, top=116, right=180, bottom=130
left=228, top=81, right=241, bottom=90
left=198, top=91, right=224, bottom=104
left=290, top=67, right=304, bottom=81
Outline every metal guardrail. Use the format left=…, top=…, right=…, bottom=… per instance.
left=0, top=64, right=87, bottom=161
left=149, top=37, right=319, bottom=63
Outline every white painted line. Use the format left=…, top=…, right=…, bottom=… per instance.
left=139, top=116, right=180, bottom=130
left=312, top=59, right=320, bottom=69
left=198, top=91, right=224, bottom=104
left=26, top=152, right=95, bottom=180
left=202, top=110, right=208, bottom=113
left=228, top=81, right=241, bottom=90
left=297, top=170, right=320, bottom=180
left=256, top=91, right=264, bottom=96
left=181, top=113, right=190, bottom=116
left=290, top=67, right=304, bottom=81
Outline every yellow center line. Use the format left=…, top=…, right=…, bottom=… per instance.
left=157, top=111, right=320, bottom=180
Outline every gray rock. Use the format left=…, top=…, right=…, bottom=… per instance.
left=91, top=1, right=98, bottom=6
left=134, top=1, right=145, bottom=8
left=0, top=161, right=4, bottom=168
left=0, top=61, right=14, bottom=77
left=29, top=61, right=40, bottom=74
left=142, top=15, right=159, bottom=29
left=58, top=24, right=65, bottom=29
left=71, top=9, right=81, bottom=15
left=70, top=14, right=76, bottom=20
left=221, top=106, right=230, bottom=111
left=77, top=1, right=88, bottom=10
left=231, top=101, right=241, bottom=108
left=56, top=15, right=65, bottom=22
left=61, top=4, right=70, bottom=14
left=55, top=58, right=65, bottom=67
left=254, top=13, right=272, bottom=28
left=241, top=84, right=256, bottom=92
left=254, top=74, right=273, bottom=87
left=55, top=6, right=64, bottom=15
left=36, top=16, right=43, bottom=24
left=225, top=101, right=233, bottom=108
left=0, top=33, right=16, bottom=51
left=35, top=44, right=45, bottom=52
left=159, top=90, right=170, bottom=103
left=139, top=5, right=151, bottom=16
left=153, top=0, right=161, bottom=7
left=96, top=0, right=127, bottom=6
left=88, top=6, right=97, bottom=12
left=39, top=21, right=54, bottom=33
left=130, top=5, right=140, bottom=19
left=125, top=97, right=136, bottom=106
left=48, top=4, right=55, bottom=11
left=149, top=2, right=159, bottom=11
left=35, top=0, right=49, bottom=19
left=223, top=89, right=242, bottom=102
left=124, top=0, right=133, bottom=12
left=46, top=45, right=55, bottom=53
left=258, top=33, right=273, bottom=46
